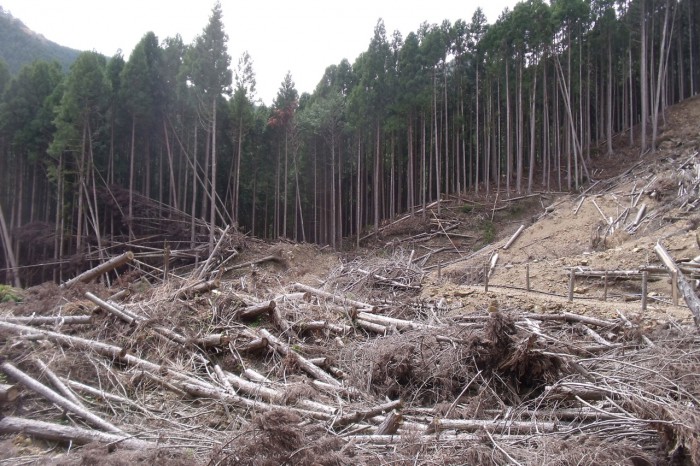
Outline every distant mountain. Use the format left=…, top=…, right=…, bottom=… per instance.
left=0, top=6, right=81, bottom=75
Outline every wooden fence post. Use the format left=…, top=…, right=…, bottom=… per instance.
left=568, top=270, right=575, bottom=302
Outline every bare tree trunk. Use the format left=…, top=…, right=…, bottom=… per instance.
left=640, top=0, right=648, bottom=154
left=209, top=99, right=218, bottom=253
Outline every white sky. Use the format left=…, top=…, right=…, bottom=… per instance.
left=1, top=0, right=516, bottom=106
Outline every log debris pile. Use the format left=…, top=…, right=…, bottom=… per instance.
left=2, top=243, right=700, bottom=465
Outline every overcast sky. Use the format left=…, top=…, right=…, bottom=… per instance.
left=1, top=0, right=517, bottom=105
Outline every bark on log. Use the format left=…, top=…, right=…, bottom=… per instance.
left=61, top=251, right=134, bottom=289
left=431, top=418, right=557, bottom=434
left=375, top=410, right=402, bottom=435
left=234, top=337, right=269, bottom=352
left=85, top=292, right=136, bottom=324
left=180, top=382, right=331, bottom=421
left=502, top=225, right=525, bottom=250
left=225, top=372, right=335, bottom=414
left=354, top=319, right=388, bottom=335
left=1, top=362, right=123, bottom=434
left=237, top=300, right=276, bottom=320
left=521, top=312, right=616, bottom=328
left=2, top=315, right=93, bottom=326
left=334, top=399, right=403, bottom=427
left=0, top=416, right=154, bottom=449
left=0, top=383, right=19, bottom=402
left=292, top=283, right=376, bottom=311
left=62, top=378, right=148, bottom=413
left=0, top=321, right=212, bottom=390
left=176, top=279, right=220, bottom=299
left=35, top=359, right=85, bottom=409
left=654, top=242, right=700, bottom=327
left=188, top=334, right=230, bottom=347
left=357, top=311, right=437, bottom=331
left=258, top=329, right=341, bottom=386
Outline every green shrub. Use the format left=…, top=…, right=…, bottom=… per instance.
left=0, top=284, right=22, bottom=303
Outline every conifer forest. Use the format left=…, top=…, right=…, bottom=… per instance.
left=0, top=0, right=699, bottom=286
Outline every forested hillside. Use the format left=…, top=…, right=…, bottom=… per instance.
left=0, top=6, right=80, bottom=74
left=0, top=0, right=698, bottom=286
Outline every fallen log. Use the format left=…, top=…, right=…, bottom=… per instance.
left=356, top=311, right=437, bottom=331
left=0, top=321, right=212, bottom=390
left=0, top=383, right=19, bottom=402
left=333, top=399, right=403, bottom=427
left=176, top=279, right=220, bottom=299
left=654, top=242, right=700, bottom=327
left=375, top=410, right=402, bottom=435
left=292, top=283, right=376, bottom=311
left=223, top=255, right=285, bottom=273
left=35, top=359, right=85, bottom=409
left=180, top=382, right=331, bottom=421
left=85, top=292, right=136, bottom=324
left=431, top=418, right=557, bottom=434
left=2, top=315, right=93, bottom=326
left=237, top=300, right=276, bottom=320
left=1, top=362, right=123, bottom=434
left=258, top=329, right=341, bottom=386
left=0, top=416, right=154, bottom=450
left=61, top=251, right=134, bottom=289
left=502, top=225, right=525, bottom=250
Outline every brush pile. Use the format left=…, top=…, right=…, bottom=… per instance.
left=1, top=237, right=699, bottom=465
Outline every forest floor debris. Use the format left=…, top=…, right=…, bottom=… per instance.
left=2, top=98, right=700, bottom=465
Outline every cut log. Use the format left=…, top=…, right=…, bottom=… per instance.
left=0, top=321, right=212, bottom=390
left=1, top=362, right=123, bottom=434
left=432, top=418, right=557, bottom=434
left=237, top=300, right=276, bottom=320
left=356, top=311, right=437, bottom=331
left=180, top=382, right=331, bottom=421
left=375, top=409, right=402, bottom=435
left=234, top=337, right=269, bottom=352
left=2, top=315, right=93, bottom=326
left=292, top=283, right=376, bottom=311
left=0, top=383, right=19, bottom=402
left=223, top=255, right=285, bottom=272
left=85, top=292, right=136, bottom=324
left=654, top=242, right=700, bottom=327
left=61, top=251, right=134, bottom=288
left=0, top=416, right=154, bottom=449
left=176, top=279, right=220, bottom=299
left=334, top=399, right=403, bottom=427
left=258, top=329, right=341, bottom=386
left=502, top=225, right=525, bottom=250
left=35, top=359, right=85, bottom=409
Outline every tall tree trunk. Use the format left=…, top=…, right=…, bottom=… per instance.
left=209, top=99, right=218, bottom=253
left=640, top=0, right=648, bottom=154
